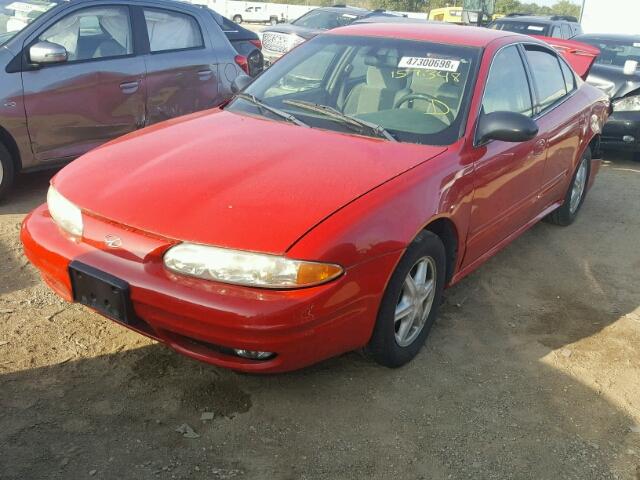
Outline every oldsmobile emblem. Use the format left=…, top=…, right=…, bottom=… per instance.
left=104, top=234, right=122, bottom=248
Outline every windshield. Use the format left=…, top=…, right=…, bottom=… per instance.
left=490, top=20, right=549, bottom=36
left=227, top=35, right=480, bottom=145
left=0, top=0, right=58, bottom=45
left=292, top=10, right=362, bottom=30
left=578, top=37, right=640, bottom=68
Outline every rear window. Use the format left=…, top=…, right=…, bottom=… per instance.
left=292, top=9, right=362, bottom=30
left=491, top=20, right=549, bottom=36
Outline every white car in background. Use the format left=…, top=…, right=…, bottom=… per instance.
left=230, top=4, right=280, bottom=25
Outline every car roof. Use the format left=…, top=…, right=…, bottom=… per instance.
left=314, top=5, right=370, bottom=14
left=329, top=22, right=521, bottom=47
left=575, top=33, right=640, bottom=42
left=495, top=15, right=578, bottom=24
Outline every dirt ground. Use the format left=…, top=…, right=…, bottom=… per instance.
left=1, top=153, right=639, bottom=480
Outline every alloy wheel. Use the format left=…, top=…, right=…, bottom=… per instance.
left=569, top=157, right=588, bottom=214
left=394, top=256, right=437, bottom=347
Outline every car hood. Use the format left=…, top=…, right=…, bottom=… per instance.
left=53, top=109, right=446, bottom=255
left=261, top=23, right=320, bottom=40
left=586, top=64, right=640, bottom=100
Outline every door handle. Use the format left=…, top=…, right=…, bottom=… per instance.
left=197, top=69, right=213, bottom=80
left=533, top=138, right=546, bottom=156
left=119, top=80, right=140, bottom=94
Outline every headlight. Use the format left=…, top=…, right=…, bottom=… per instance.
left=164, top=243, right=343, bottom=289
left=47, top=185, right=83, bottom=237
left=613, top=94, right=640, bottom=112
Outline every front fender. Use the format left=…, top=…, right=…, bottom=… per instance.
left=286, top=149, right=475, bottom=274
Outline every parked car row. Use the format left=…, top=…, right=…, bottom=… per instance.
left=20, top=14, right=608, bottom=372
left=0, top=0, right=265, bottom=199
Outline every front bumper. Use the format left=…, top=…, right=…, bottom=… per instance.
left=601, top=111, right=640, bottom=152
left=21, top=205, right=400, bottom=373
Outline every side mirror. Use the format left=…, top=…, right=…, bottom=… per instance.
left=476, top=111, right=539, bottom=145
left=231, top=74, right=252, bottom=94
left=623, top=59, right=638, bottom=75
left=29, top=41, right=68, bottom=65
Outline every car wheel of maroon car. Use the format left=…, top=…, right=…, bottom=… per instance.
left=547, top=148, right=591, bottom=226
left=0, top=143, right=15, bottom=201
left=368, top=231, right=446, bottom=368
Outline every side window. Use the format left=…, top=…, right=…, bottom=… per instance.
left=551, top=26, right=562, bottom=38
left=524, top=47, right=567, bottom=111
left=39, top=6, right=132, bottom=62
left=482, top=45, right=533, bottom=117
left=561, top=23, right=571, bottom=39
left=559, top=57, right=576, bottom=93
left=143, top=9, right=203, bottom=53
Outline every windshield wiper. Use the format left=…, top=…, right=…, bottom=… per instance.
left=283, top=99, right=397, bottom=142
left=237, top=93, right=309, bottom=128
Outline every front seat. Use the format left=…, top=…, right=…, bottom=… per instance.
left=343, top=51, right=407, bottom=115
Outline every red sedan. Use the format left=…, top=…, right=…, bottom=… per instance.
left=22, top=24, right=608, bottom=373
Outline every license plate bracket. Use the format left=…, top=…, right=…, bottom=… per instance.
left=69, top=261, right=134, bottom=325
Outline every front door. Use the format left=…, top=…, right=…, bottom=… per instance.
left=22, top=5, right=146, bottom=162
left=463, top=45, right=547, bottom=267
left=140, top=7, right=219, bottom=125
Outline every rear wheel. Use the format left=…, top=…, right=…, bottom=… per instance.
left=367, top=231, right=446, bottom=368
left=546, top=147, right=591, bottom=226
left=232, top=14, right=242, bottom=24
left=269, top=16, right=278, bottom=25
left=0, top=143, right=15, bottom=201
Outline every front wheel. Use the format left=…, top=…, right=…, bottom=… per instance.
left=546, top=147, right=591, bottom=226
left=367, top=231, right=446, bottom=368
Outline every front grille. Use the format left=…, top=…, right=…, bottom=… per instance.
left=262, top=32, right=292, bottom=54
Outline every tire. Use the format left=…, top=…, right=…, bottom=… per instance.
left=232, top=15, right=242, bottom=24
left=546, top=147, right=591, bottom=226
left=269, top=16, right=278, bottom=25
left=0, top=143, right=15, bottom=201
left=367, top=230, right=446, bottom=368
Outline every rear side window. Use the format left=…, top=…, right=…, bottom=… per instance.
left=524, top=47, right=567, bottom=111
left=551, top=26, right=562, bottom=38
left=483, top=45, right=533, bottom=117
left=561, top=23, right=571, bottom=39
left=143, top=8, right=203, bottom=52
left=559, top=58, right=576, bottom=93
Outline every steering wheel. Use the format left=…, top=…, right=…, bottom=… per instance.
left=394, top=93, right=455, bottom=124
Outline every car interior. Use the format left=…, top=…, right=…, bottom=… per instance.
left=261, top=44, right=472, bottom=139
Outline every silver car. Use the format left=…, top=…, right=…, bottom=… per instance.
left=0, top=0, right=245, bottom=199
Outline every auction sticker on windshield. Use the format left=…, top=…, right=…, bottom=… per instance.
left=398, top=57, right=460, bottom=72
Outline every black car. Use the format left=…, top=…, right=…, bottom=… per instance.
left=489, top=14, right=582, bottom=39
left=575, top=34, right=640, bottom=159
left=207, top=8, right=264, bottom=77
left=261, top=6, right=396, bottom=66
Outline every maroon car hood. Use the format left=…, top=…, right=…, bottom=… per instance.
left=53, top=109, right=445, bottom=254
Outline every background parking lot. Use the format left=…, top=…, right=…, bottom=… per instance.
left=1, top=154, right=639, bottom=479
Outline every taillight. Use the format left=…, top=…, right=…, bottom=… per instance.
left=249, top=39, right=262, bottom=50
left=234, top=55, right=250, bottom=75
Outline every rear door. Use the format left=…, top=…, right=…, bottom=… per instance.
left=22, top=4, right=146, bottom=162
left=522, top=44, right=584, bottom=205
left=140, top=6, right=220, bottom=124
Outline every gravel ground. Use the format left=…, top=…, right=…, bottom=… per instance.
left=1, top=153, right=639, bottom=480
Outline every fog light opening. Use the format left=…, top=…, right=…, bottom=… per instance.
left=234, top=349, right=275, bottom=361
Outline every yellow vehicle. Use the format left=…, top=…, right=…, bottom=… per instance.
left=428, top=6, right=464, bottom=24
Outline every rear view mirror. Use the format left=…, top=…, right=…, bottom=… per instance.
left=623, top=59, right=638, bottom=75
left=29, top=41, right=68, bottom=65
left=477, top=111, right=539, bottom=145
left=231, top=74, right=252, bottom=94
